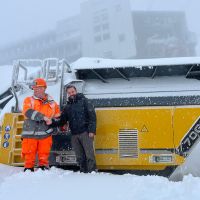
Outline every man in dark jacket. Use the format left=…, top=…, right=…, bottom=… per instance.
left=51, top=85, right=97, bottom=173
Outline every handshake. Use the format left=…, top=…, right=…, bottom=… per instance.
left=43, top=116, right=69, bottom=132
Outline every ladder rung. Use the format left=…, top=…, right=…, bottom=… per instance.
left=13, top=148, right=22, bottom=153
left=16, top=121, right=24, bottom=128
left=13, top=152, right=21, bottom=155
left=15, top=135, right=22, bottom=140
left=13, top=154, right=21, bottom=157
left=14, top=139, right=22, bottom=144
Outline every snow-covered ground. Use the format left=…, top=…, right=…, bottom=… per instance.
left=0, top=164, right=200, bottom=200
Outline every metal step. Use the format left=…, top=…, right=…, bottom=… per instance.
left=16, top=121, right=24, bottom=129
left=12, top=149, right=22, bottom=156
left=15, top=135, right=22, bottom=141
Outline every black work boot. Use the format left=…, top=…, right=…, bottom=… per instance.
left=38, top=166, right=49, bottom=171
left=24, top=168, right=34, bottom=172
left=79, top=162, right=88, bottom=173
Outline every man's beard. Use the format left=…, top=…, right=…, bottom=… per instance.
left=68, top=94, right=76, bottom=101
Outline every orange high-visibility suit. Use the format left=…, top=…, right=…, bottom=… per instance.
left=22, top=95, right=60, bottom=169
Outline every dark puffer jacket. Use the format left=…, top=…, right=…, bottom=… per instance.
left=53, top=93, right=96, bottom=135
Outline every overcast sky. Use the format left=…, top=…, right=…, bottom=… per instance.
left=0, top=0, right=200, bottom=49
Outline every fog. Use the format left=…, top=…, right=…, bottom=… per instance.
left=132, top=0, right=200, bottom=43
left=0, top=0, right=85, bottom=47
left=0, top=0, right=200, bottom=63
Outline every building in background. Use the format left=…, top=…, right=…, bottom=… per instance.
left=0, top=31, right=57, bottom=65
left=0, top=16, right=81, bottom=65
left=133, top=11, right=197, bottom=59
left=0, top=0, right=197, bottom=65
left=80, top=0, right=136, bottom=59
left=55, top=16, right=81, bottom=61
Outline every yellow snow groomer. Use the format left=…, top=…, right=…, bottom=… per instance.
left=1, top=57, right=200, bottom=180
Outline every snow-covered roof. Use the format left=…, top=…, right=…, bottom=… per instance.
left=71, top=57, right=200, bottom=70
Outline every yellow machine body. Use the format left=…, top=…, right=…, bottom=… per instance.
left=1, top=105, right=199, bottom=173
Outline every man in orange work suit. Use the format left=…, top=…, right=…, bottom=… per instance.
left=21, top=78, right=60, bottom=172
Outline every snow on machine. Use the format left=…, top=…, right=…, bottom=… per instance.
left=1, top=57, right=200, bottom=180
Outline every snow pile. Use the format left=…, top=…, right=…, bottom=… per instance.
left=0, top=164, right=200, bottom=200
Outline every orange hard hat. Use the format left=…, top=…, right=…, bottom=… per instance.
left=31, top=78, right=47, bottom=89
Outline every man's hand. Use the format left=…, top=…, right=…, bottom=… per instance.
left=44, top=116, right=52, bottom=125
left=89, top=132, right=95, bottom=138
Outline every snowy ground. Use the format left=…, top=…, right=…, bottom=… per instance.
left=0, top=164, right=200, bottom=200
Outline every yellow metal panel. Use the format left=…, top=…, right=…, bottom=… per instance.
left=95, top=107, right=174, bottom=148
left=0, top=113, right=24, bottom=166
left=95, top=107, right=174, bottom=170
left=0, top=113, right=15, bottom=164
